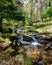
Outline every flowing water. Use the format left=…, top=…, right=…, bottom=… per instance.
left=0, top=29, right=52, bottom=65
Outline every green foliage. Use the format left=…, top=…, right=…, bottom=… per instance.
left=30, top=26, right=37, bottom=32
left=42, top=7, right=52, bottom=19
left=2, top=33, right=17, bottom=38
left=0, top=37, right=4, bottom=42
left=0, top=0, right=25, bottom=32
left=24, top=57, right=33, bottom=65
left=23, top=25, right=32, bottom=33
left=47, top=8, right=52, bottom=17
left=0, top=0, right=25, bottom=21
left=2, top=33, right=11, bottom=38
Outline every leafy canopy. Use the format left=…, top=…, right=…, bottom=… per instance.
left=0, top=0, right=25, bottom=21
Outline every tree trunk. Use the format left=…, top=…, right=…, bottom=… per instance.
left=30, top=0, right=34, bottom=25
left=0, top=17, right=3, bottom=32
left=37, top=0, right=43, bottom=22
left=49, top=0, right=51, bottom=7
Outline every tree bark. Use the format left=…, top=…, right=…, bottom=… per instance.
left=0, top=17, right=3, bottom=32
left=37, top=0, right=43, bottom=22
left=49, top=0, right=51, bottom=7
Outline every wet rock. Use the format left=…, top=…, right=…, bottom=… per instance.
left=38, top=61, right=45, bottom=65
left=0, top=39, right=11, bottom=50
left=0, top=42, right=10, bottom=50
left=45, top=42, right=52, bottom=50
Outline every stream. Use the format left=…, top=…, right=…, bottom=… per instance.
left=0, top=29, right=52, bottom=65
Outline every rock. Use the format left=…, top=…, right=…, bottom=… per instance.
left=0, top=42, right=10, bottom=50
left=45, top=43, right=52, bottom=50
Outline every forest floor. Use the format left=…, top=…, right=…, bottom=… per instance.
left=36, top=21, right=52, bottom=34
left=0, top=21, right=52, bottom=65
left=0, top=39, right=52, bottom=65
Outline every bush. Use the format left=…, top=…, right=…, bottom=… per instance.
left=42, top=7, right=52, bottom=19
left=2, top=33, right=17, bottom=38
left=3, top=28, right=12, bottom=33
left=0, top=37, right=4, bottom=42
left=24, top=57, right=33, bottom=65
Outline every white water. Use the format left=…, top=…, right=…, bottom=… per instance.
left=32, top=42, right=40, bottom=46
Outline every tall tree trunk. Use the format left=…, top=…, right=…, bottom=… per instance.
left=37, top=0, right=43, bottom=22
left=30, top=0, right=34, bottom=25
left=0, top=17, right=3, bottom=32
left=49, top=0, right=51, bottom=7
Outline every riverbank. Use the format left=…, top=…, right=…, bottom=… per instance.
left=0, top=35, right=52, bottom=65
left=0, top=21, right=52, bottom=65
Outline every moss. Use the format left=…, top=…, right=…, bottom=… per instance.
left=0, top=37, right=4, bottom=42
left=24, top=57, right=33, bottom=65
left=2, top=33, right=17, bottom=38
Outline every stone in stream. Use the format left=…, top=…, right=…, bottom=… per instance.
left=13, top=28, right=23, bottom=34
left=45, top=42, right=52, bottom=50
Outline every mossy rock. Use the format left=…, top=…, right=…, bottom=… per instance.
left=2, top=33, right=17, bottom=38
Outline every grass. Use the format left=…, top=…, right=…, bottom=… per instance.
left=33, top=21, right=52, bottom=26
left=30, top=21, right=52, bottom=33
left=23, top=21, right=52, bottom=34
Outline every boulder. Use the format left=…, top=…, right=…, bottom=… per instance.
left=0, top=38, right=11, bottom=50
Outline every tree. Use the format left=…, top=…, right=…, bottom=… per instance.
left=0, top=0, right=25, bottom=32
left=29, top=0, right=34, bottom=25
left=37, top=0, right=43, bottom=22
left=22, top=0, right=35, bottom=25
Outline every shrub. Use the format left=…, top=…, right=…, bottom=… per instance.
left=42, top=7, right=52, bottom=19
left=0, top=37, right=4, bottom=42
left=3, top=28, right=12, bottom=33
left=2, top=33, right=17, bottom=38
left=24, top=57, right=33, bottom=65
